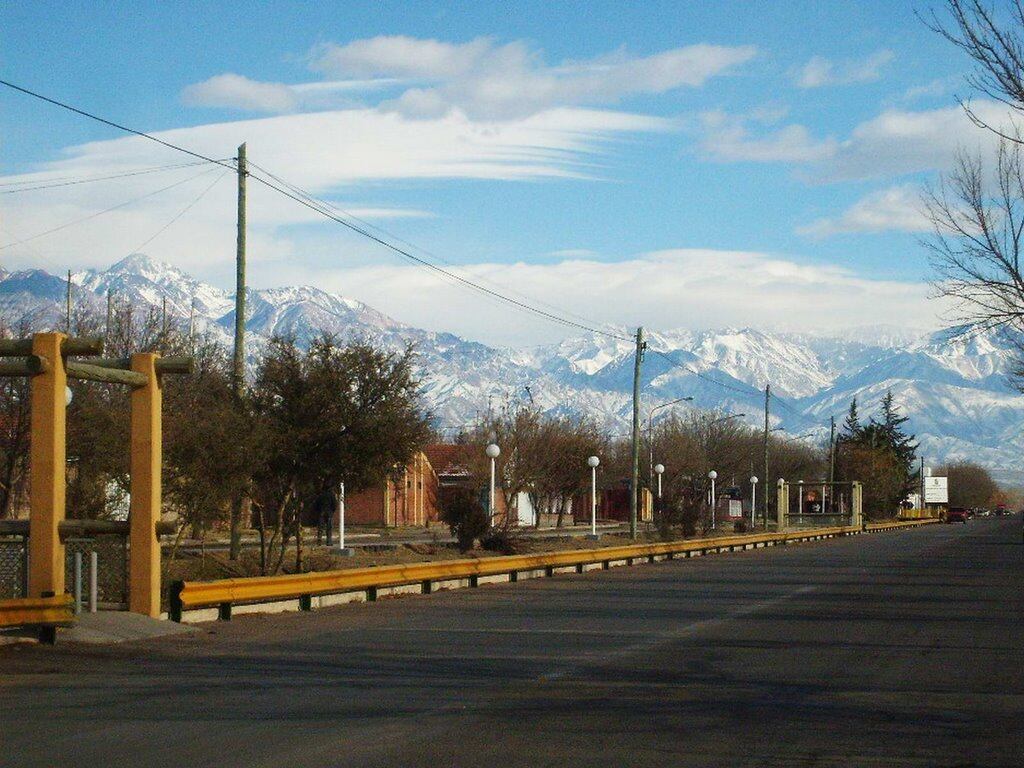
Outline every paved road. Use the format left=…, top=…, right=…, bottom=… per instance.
left=2, top=517, right=1021, bottom=767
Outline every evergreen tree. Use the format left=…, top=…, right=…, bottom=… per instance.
left=841, top=398, right=861, bottom=440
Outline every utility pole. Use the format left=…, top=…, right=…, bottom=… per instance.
left=762, top=384, right=770, bottom=526
left=65, top=270, right=72, bottom=332
left=160, top=295, right=167, bottom=343
left=188, top=296, right=195, bottom=344
left=828, top=415, right=836, bottom=510
left=232, top=142, right=247, bottom=398
left=629, top=326, right=645, bottom=539
left=229, top=142, right=247, bottom=561
left=105, top=290, right=113, bottom=347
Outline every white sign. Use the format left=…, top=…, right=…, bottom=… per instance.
left=923, top=476, right=948, bottom=504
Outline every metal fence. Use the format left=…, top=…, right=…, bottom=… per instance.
left=0, top=534, right=28, bottom=599
left=64, top=536, right=128, bottom=608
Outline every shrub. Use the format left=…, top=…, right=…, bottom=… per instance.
left=733, top=520, right=747, bottom=534
left=480, top=526, right=519, bottom=555
left=439, top=487, right=489, bottom=552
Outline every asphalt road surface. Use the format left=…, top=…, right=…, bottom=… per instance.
left=2, top=517, right=1021, bottom=767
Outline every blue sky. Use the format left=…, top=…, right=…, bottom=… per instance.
left=0, top=1, right=1002, bottom=345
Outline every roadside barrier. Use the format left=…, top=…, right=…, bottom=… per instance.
left=169, top=519, right=937, bottom=623
left=0, top=593, right=74, bottom=644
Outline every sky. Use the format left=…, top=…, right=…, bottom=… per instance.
left=0, top=0, right=1005, bottom=346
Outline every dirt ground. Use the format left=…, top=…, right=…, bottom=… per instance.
left=162, top=527, right=703, bottom=583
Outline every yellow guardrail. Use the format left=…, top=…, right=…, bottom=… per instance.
left=0, top=594, right=74, bottom=644
left=169, top=520, right=938, bottom=621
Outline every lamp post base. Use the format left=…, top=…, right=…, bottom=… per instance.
left=335, top=547, right=355, bottom=557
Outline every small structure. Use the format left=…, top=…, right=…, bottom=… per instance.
left=343, top=451, right=439, bottom=527
left=573, top=486, right=653, bottom=525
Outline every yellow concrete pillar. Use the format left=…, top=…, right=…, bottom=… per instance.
left=776, top=481, right=788, bottom=532
left=129, top=353, right=161, bottom=617
left=28, top=332, right=67, bottom=598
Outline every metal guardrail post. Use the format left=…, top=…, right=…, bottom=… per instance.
left=89, top=551, right=97, bottom=613
left=169, top=581, right=184, bottom=623
left=73, top=552, right=82, bottom=615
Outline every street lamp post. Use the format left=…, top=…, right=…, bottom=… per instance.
left=647, top=396, right=693, bottom=490
left=750, top=475, right=758, bottom=528
left=486, top=443, right=500, bottom=525
left=587, top=455, right=600, bottom=538
left=708, top=470, right=718, bottom=529
left=654, top=463, right=665, bottom=501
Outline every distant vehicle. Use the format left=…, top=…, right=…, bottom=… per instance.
left=946, top=507, right=969, bottom=524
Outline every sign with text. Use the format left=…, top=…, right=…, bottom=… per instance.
left=924, top=476, right=948, bottom=504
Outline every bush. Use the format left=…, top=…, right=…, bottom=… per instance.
left=480, top=526, right=519, bottom=555
left=439, top=487, right=489, bottom=552
left=733, top=520, right=747, bottom=534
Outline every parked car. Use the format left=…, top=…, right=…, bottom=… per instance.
left=946, top=507, right=969, bottom=524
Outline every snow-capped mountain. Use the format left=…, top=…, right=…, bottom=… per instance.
left=3, top=255, right=1023, bottom=481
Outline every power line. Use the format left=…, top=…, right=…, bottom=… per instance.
left=0, top=166, right=220, bottom=250
left=245, top=166, right=633, bottom=341
left=246, top=160, right=630, bottom=339
left=0, top=159, right=216, bottom=194
left=649, top=348, right=756, bottom=396
left=126, top=169, right=229, bottom=255
left=0, top=78, right=235, bottom=171
left=0, top=77, right=630, bottom=341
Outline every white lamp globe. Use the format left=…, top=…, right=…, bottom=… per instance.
left=587, top=455, right=600, bottom=468
left=65, top=386, right=73, bottom=406
left=778, top=478, right=786, bottom=487
left=654, top=463, right=665, bottom=475
left=708, top=470, right=717, bottom=480
left=750, top=476, right=758, bottom=484
left=485, top=443, right=500, bottom=459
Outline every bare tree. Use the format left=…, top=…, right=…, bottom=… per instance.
left=923, top=141, right=1024, bottom=387
left=924, top=0, right=1024, bottom=142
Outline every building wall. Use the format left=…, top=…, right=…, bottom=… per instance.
left=345, top=451, right=440, bottom=528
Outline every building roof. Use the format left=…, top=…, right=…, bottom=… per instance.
left=423, top=443, right=472, bottom=478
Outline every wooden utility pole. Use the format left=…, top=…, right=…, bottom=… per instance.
left=762, top=384, right=770, bottom=526
left=827, top=415, right=836, bottom=514
left=232, top=142, right=247, bottom=397
left=629, top=326, right=645, bottom=539
left=65, top=270, right=72, bottom=332
left=105, top=290, right=113, bottom=347
left=229, top=142, right=247, bottom=561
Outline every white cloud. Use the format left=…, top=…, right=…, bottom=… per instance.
left=310, top=35, right=757, bottom=119
left=700, top=110, right=837, bottom=163
left=700, top=100, right=1018, bottom=181
left=795, top=50, right=894, bottom=89
left=0, top=106, right=668, bottom=278
left=182, top=74, right=300, bottom=113
left=797, top=185, right=930, bottom=237
left=292, top=248, right=943, bottom=346
left=180, top=73, right=397, bottom=113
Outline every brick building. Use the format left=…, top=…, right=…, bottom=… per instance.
left=344, top=451, right=440, bottom=527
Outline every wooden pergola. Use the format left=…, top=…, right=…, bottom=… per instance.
left=0, top=332, right=190, bottom=617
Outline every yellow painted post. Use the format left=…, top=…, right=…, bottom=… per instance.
left=851, top=481, right=863, bottom=529
left=776, top=481, right=788, bottom=532
left=28, top=332, right=67, bottom=598
left=129, top=353, right=161, bottom=617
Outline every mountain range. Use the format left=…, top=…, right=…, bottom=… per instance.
left=2, top=254, right=1022, bottom=483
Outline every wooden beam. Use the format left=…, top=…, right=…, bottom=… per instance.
left=0, top=355, right=50, bottom=377
left=66, top=361, right=147, bottom=387
left=156, top=356, right=193, bottom=375
left=0, top=336, right=103, bottom=357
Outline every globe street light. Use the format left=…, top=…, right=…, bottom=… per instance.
left=708, top=470, right=718, bottom=529
left=587, top=455, right=600, bottom=538
left=749, top=476, right=759, bottom=528
left=485, top=443, right=500, bottom=524
left=65, top=386, right=73, bottom=406
left=654, top=463, right=665, bottom=501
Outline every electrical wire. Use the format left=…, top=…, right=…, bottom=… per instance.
left=0, top=77, right=631, bottom=342
left=245, top=166, right=633, bottom=341
left=0, top=166, right=221, bottom=250
left=247, top=160, right=631, bottom=340
left=125, top=168, right=229, bottom=255
left=0, top=159, right=217, bottom=194
left=0, top=78, right=235, bottom=171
